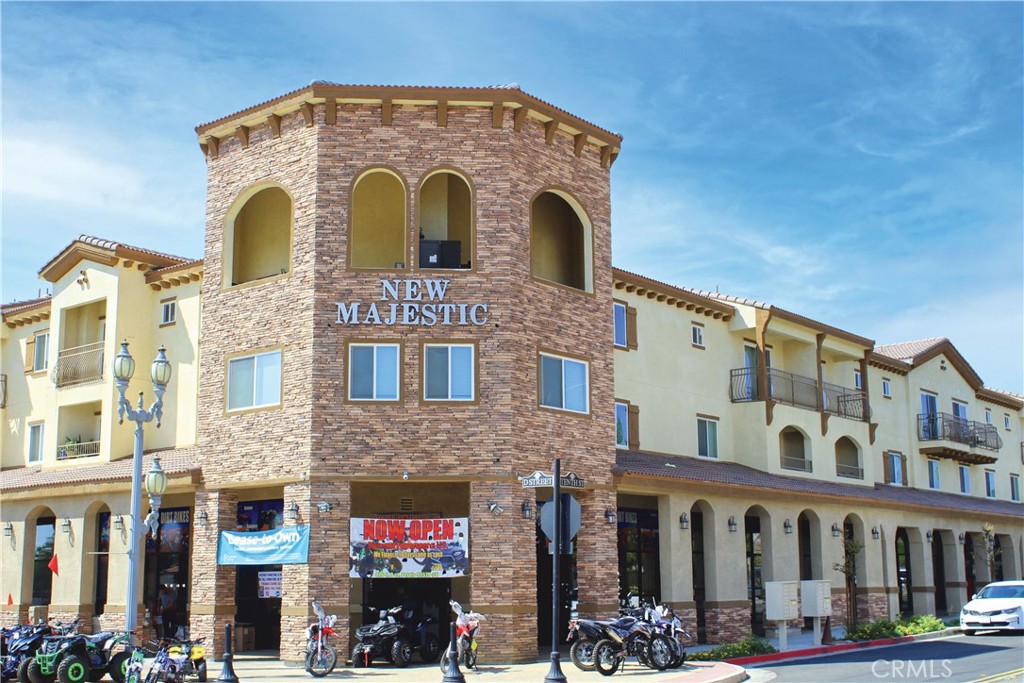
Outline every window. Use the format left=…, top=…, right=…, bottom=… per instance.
left=882, top=378, right=891, bottom=398
left=539, top=352, right=589, bottom=414
left=952, top=400, right=968, bottom=421
left=959, top=465, right=971, bottom=494
left=26, top=331, right=49, bottom=372
left=854, top=370, right=862, bottom=390
left=615, top=402, right=629, bottom=447
left=1011, top=474, right=1021, bottom=502
left=1005, top=414, right=1011, bottom=430
left=613, top=303, right=627, bottom=348
left=348, top=343, right=399, bottom=401
left=985, top=408, right=992, bottom=424
left=226, top=185, right=293, bottom=286
left=885, top=451, right=905, bottom=486
left=32, top=517, right=55, bottom=605
left=985, top=470, right=996, bottom=498
left=94, top=511, right=110, bottom=615
left=161, top=299, right=176, bottom=326
left=691, top=323, right=705, bottom=348
left=227, top=350, right=282, bottom=411
left=697, top=417, right=718, bottom=458
left=417, top=170, right=473, bottom=270
left=28, top=423, right=44, bottom=463
left=351, top=169, right=407, bottom=269
left=530, top=190, right=593, bottom=293
left=928, top=459, right=940, bottom=489
left=424, top=344, right=474, bottom=401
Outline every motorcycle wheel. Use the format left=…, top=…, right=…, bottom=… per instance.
left=463, top=647, right=476, bottom=670
left=420, top=635, right=441, bottom=663
left=593, top=640, right=620, bottom=677
left=633, top=634, right=651, bottom=668
left=107, top=652, right=130, bottom=683
left=645, top=634, right=674, bottom=671
left=304, top=645, right=337, bottom=678
left=196, top=660, right=207, bottom=682
left=570, top=640, right=596, bottom=672
left=390, top=639, right=412, bottom=668
left=27, top=659, right=56, bottom=683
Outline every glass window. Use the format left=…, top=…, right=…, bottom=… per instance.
left=94, top=511, right=110, bottom=614
left=1005, top=414, right=1011, bottom=429
left=161, top=301, right=176, bottom=325
left=854, top=370, right=862, bottom=390
left=227, top=350, right=282, bottom=411
left=349, top=344, right=399, bottom=401
left=882, top=378, right=891, bottom=397
left=32, top=517, right=55, bottom=605
left=697, top=418, right=718, bottom=458
left=984, top=408, right=992, bottom=424
left=1011, top=474, right=1021, bottom=502
left=28, top=423, right=44, bottom=463
left=691, top=324, right=704, bottom=348
left=613, top=303, right=627, bottom=347
left=539, top=353, right=589, bottom=414
left=985, top=470, right=996, bottom=498
left=33, top=332, right=49, bottom=371
left=959, top=465, right=971, bottom=494
left=928, top=460, right=940, bottom=489
left=424, top=344, right=474, bottom=401
left=889, top=452, right=903, bottom=485
left=615, top=402, right=628, bottom=447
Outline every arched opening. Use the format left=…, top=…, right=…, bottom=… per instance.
left=690, top=500, right=715, bottom=644
left=996, top=533, right=1017, bottom=580
left=834, top=437, right=862, bottom=479
left=225, top=185, right=293, bottom=286
left=351, top=169, right=407, bottom=269
left=780, top=427, right=811, bottom=472
left=417, top=170, right=473, bottom=270
left=94, top=505, right=111, bottom=616
left=745, top=505, right=772, bottom=636
left=27, top=508, right=56, bottom=607
left=931, top=529, right=947, bottom=614
left=895, top=527, right=914, bottom=616
left=530, top=190, right=593, bottom=293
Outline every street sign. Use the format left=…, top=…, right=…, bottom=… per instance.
left=539, top=494, right=581, bottom=554
left=521, top=470, right=586, bottom=489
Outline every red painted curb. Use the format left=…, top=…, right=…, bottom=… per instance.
left=725, top=634, right=918, bottom=665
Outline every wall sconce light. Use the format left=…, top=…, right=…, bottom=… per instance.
left=3, top=522, right=13, bottom=537
left=60, top=518, right=72, bottom=535
left=831, top=523, right=842, bottom=537
left=783, top=519, right=793, bottom=535
left=958, top=532, right=966, bottom=545
left=196, top=510, right=209, bottom=527
left=679, top=513, right=689, bottom=530
left=521, top=501, right=533, bottom=520
left=871, top=526, right=880, bottom=540
left=402, top=470, right=409, bottom=481
left=926, top=530, right=934, bottom=543
left=605, top=507, right=617, bottom=524
left=487, top=502, right=504, bottom=516
left=728, top=516, right=738, bottom=533
left=316, top=501, right=333, bottom=514
left=113, top=516, right=125, bottom=532
left=285, top=502, right=300, bottom=521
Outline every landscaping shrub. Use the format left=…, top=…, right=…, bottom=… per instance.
left=689, top=634, right=779, bottom=661
left=846, top=614, right=946, bottom=641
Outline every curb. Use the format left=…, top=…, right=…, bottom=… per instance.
left=726, top=627, right=962, bottom=666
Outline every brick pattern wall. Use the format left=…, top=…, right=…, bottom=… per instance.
left=188, top=489, right=238, bottom=655
left=703, top=606, right=751, bottom=644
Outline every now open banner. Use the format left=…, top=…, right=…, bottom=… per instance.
left=217, top=525, right=310, bottom=565
left=349, top=517, right=469, bottom=579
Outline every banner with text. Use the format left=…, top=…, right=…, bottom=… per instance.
left=349, top=517, right=469, bottom=579
left=217, top=525, right=310, bottom=565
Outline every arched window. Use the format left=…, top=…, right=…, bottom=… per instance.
left=835, top=437, right=862, bottom=479
left=418, top=170, right=473, bottom=270
left=351, top=169, right=407, bottom=269
left=225, top=186, right=293, bottom=286
left=780, top=427, right=811, bottom=472
left=530, top=190, right=593, bottom=292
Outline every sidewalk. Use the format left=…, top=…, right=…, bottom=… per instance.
left=224, top=652, right=748, bottom=682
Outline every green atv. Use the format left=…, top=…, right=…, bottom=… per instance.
left=27, top=631, right=132, bottom=683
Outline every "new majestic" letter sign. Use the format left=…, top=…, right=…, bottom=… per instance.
left=334, top=279, right=490, bottom=327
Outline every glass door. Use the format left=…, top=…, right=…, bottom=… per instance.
left=920, top=393, right=938, bottom=439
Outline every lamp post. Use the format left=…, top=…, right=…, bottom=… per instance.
left=113, top=340, right=172, bottom=644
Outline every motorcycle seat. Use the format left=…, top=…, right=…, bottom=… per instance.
left=86, top=632, right=113, bottom=644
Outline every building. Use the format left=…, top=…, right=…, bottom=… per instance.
left=2, top=83, right=1021, bottom=663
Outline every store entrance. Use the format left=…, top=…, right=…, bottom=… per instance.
left=361, top=579, right=450, bottom=648
left=235, top=565, right=282, bottom=650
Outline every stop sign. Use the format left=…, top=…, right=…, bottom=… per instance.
left=539, top=494, right=581, bottom=554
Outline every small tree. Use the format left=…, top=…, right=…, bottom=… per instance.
left=833, top=536, right=864, bottom=631
left=980, top=523, right=1002, bottom=582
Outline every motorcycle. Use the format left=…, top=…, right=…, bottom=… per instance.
left=439, top=600, right=484, bottom=674
left=351, top=606, right=412, bottom=668
left=304, top=600, right=338, bottom=678
left=566, top=616, right=607, bottom=672
left=650, top=604, right=690, bottom=669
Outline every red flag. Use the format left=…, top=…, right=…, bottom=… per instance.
left=47, top=554, right=59, bottom=576
left=6, top=593, right=12, bottom=606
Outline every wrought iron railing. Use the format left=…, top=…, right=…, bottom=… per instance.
left=836, top=462, right=864, bottom=479
left=767, top=368, right=819, bottom=411
left=52, top=341, right=104, bottom=388
left=917, top=413, right=1002, bottom=452
left=780, top=454, right=813, bottom=472
left=729, top=367, right=758, bottom=402
left=0, top=373, right=6, bottom=408
left=56, top=440, right=101, bottom=460
left=822, top=381, right=868, bottom=421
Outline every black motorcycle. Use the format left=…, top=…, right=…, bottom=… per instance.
left=350, top=606, right=413, bottom=668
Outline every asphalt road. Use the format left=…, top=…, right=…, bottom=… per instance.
left=747, top=633, right=1024, bottom=683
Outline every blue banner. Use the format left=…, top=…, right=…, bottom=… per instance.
left=217, top=525, right=309, bottom=565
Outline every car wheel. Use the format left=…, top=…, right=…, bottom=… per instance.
left=593, top=640, right=620, bottom=677
left=570, top=639, right=596, bottom=671
left=962, top=629, right=976, bottom=636
left=390, top=639, right=412, bottom=668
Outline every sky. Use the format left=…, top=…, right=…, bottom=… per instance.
left=2, top=2, right=1022, bottom=393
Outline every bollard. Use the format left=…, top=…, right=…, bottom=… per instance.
left=441, top=619, right=465, bottom=683
left=215, top=622, right=240, bottom=683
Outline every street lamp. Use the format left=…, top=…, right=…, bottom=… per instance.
left=113, top=340, right=171, bottom=644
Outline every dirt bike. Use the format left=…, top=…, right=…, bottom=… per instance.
left=304, top=600, right=338, bottom=677
left=439, top=600, right=484, bottom=674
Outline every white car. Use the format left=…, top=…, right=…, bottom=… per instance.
left=960, top=580, right=1024, bottom=634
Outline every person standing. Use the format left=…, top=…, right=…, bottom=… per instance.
left=157, top=585, right=177, bottom=639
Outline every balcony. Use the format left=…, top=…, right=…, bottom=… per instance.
left=56, top=440, right=100, bottom=461
left=730, top=367, right=867, bottom=422
left=780, top=454, right=813, bottom=472
left=52, top=341, right=104, bottom=388
left=822, top=382, right=868, bottom=421
left=836, top=462, right=864, bottom=479
left=918, top=412, right=1001, bottom=465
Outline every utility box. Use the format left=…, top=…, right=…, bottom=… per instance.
left=801, top=580, right=833, bottom=617
left=765, top=581, right=800, bottom=621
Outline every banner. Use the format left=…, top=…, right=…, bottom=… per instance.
left=349, top=517, right=469, bottom=579
left=217, top=525, right=309, bottom=565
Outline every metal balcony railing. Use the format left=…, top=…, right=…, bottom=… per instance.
left=52, top=341, right=104, bottom=388
left=822, top=381, right=868, bottom=421
left=729, top=367, right=759, bottom=402
left=0, top=373, right=6, bottom=409
left=917, top=413, right=1002, bottom=452
left=780, top=454, right=813, bottom=472
left=56, top=440, right=100, bottom=460
left=767, top=368, right=819, bottom=411
left=836, top=462, right=864, bottom=479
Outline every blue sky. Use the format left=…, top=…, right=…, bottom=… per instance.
left=2, top=2, right=1022, bottom=392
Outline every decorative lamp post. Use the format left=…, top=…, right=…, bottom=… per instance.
left=114, top=341, right=172, bottom=644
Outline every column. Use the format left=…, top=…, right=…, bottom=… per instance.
left=909, top=530, right=935, bottom=616
left=189, top=489, right=238, bottom=657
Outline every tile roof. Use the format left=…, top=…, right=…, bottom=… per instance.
left=72, top=235, right=192, bottom=264
left=614, top=449, right=1023, bottom=519
left=1, top=296, right=52, bottom=315
left=0, top=449, right=200, bottom=493
left=874, top=338, right=947, bottom=362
